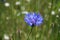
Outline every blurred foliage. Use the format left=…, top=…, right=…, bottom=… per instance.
left=0, top=0, right=60, bottom=40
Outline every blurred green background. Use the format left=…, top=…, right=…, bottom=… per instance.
left=0, top=0, right=60, bottom=40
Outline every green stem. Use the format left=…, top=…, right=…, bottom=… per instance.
left=27, top=27, right=33, bottom=40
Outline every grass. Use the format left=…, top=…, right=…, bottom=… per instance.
left=0, top=0, right=60, bottom=40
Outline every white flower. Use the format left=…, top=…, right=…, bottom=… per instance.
left=22, top=11, right=28, bottom=14
left=49, top=2, right=52, bottom=6
left=4, top=34, right=9, bottom=40
left=56, top=15, right=59, bottom=18
left=51, top=11, right=55, bottom=15
left=58, top=8, right=60, bottom=12
left=6, top=17, right=10, bottom=20
left=4, top=2, right=10, bottom=7
left=16, top=1, right=20, bottom=5
left=26, top=0, right=31, bottom=3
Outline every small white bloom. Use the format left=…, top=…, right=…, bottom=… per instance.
left=4, top=2, right=10, bottom=7
left=4, top=34, right=9, bottom=40
left=22, top=11, right=28, bottom=14
left=16, top=1, right=20, bottom=5
left=58, top=8, right=60, bottom=12
left=56, top=15, right=59, bottom=18
left=6, top=17, right=10, bottom=20
left=49, top=2, right=52, bottom=6
left=51, top=11, right=55, bottom=15
left=26, top=0, right=31, bottom=3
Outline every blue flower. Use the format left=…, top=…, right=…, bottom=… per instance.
left=24, top=12, right=43, bottom=26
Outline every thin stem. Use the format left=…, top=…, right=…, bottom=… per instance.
left=35, top=27, right=37, bottom=40
left=27, top=27, right=33, bottom=40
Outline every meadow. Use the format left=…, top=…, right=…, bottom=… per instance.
left=0, top=0, right=60, bottom=40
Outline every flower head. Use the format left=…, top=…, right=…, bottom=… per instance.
left=24, top=12, right=43, bottom=26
